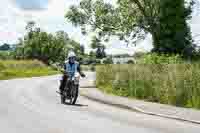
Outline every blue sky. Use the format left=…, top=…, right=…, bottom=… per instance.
left=0, top=0, right=200, bottom=55
left=14, top=0, right=50, bottom=10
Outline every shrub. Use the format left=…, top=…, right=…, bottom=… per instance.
left=127, top=60, right=134, bottom=64
left=95, top=59, right=101, bottom=64
left=103, top=57, right=113, bottom=64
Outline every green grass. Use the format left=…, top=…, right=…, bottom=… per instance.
left=0, top=60, right=59, bottom=80
left=96, top=64, right=200, bottom=109
left=0, top=51, right=13, bottom=60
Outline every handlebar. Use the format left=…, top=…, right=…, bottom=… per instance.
left=60, top=69, right=86, bottom=78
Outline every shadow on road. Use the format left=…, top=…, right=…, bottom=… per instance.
left=56, top=91, right=88, bottom=107
left=63, top=102, right=88, bottom=107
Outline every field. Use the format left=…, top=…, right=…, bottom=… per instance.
left=0, top=60, right=59, bottom=80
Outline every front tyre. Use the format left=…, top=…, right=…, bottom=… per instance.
left=70, top=85, right=79, bottom=105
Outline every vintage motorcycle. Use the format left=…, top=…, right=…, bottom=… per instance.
left=60, top=72, right=80, bottom=105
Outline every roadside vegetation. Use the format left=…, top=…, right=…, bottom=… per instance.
left=0, top=60, right=59, bottom=80
left=0, top=51, right=15, bottom=60
left=96, top=54, right=200, bottom=109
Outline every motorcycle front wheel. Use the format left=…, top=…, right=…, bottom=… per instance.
left=69, top=84, right=79, bottom=105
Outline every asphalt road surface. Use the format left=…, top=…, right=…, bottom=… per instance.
left=0, top=72, right=200, bottom=133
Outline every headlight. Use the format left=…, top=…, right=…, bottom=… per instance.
left=74, top=73, right=80, bottom=84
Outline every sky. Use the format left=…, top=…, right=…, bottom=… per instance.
left=0, top=0, right=200, bottom=55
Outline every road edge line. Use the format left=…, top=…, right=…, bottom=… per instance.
left=80, top=89, right=200, bottom=125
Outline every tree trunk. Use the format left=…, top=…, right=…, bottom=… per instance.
left=151, top=31, right=160, bottom=52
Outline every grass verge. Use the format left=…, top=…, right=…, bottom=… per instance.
left=96, top=64, right=200, bottom=109
left=0, top=60, right=59, bottom=80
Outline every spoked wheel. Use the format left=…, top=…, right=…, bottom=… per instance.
left=69, top=85, right=79, bottom=105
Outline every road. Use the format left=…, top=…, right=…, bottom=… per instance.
left=0, top=72, right=200, bottom=133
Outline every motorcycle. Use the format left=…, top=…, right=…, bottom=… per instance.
left=60, top=72, right=80, bottom=105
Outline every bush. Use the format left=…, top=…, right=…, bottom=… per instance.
left=96, top=64, right=200, bottom=109
left=103, top=57, right=113, bottom=64
left=127, top=60, right=134, bottom=64
left=95, top=59, right=101, bottom=64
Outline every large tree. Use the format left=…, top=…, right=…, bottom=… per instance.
left=156, top=0, right=194, bottom=56
left=80, top=45, right=85, bottom=55
left=65, top=0, right=194, bottom=56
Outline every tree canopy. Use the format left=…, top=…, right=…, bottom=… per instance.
left=65, top=0, right=194, bottom=57
left=90, top=36, right=106, bottom=59
left=14, top=21, right=82, bottom=65
left=0, top=43, right=11, bottom=51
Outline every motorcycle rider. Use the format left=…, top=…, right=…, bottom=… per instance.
left=59, top=50, right=85, bottom=96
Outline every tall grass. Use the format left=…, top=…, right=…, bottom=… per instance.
left=0, top=60, right=59, bottom=80
left=0, top=51, right=13, bottom=60
left=96, top=64, right=200, bottom=109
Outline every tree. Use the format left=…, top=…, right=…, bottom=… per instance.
left=26, top=21, right=36, bottom=32
left=154, top=0, right=194, bottom=56
left=65, top=0, right=194, bottom=56
left=0, top=43, right=10, bottom=51
left=96, top=46, right=106, bottom=59
left=90, top=36, right=106, bottom=59
left=89, top=51, right=96, bottom=58
left=80, top=45, right=85, bottom=55
left=103, top=57, right=113, bottom=64
left=25, top=21, right=36, bottom=40
left=14, top=22, right=82, bottom=65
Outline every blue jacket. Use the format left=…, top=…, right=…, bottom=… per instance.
left=64, top=60, right=80, bottom=78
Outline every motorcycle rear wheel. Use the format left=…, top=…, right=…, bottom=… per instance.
left=61, top=95, right=65, bottom=104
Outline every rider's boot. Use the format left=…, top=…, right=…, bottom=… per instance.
left=59, top=78, right=66, bottom=95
